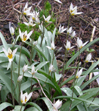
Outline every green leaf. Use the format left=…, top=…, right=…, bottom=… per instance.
left=0, top=102, right=13, bottom=111
left=61, top=75, right=75, bottom=87
left=74, top=86, right=83, bottom=96
left=37, top=70, right=62, bottom=95
left=41, top=97, right=53, bottom=111
left=81, top=61, right=99, bottom=89
left=26, top=102, right=43, bottom=111
left=14, top=105, right=25, bottom=111
left=0, top=32, right=8, bottom=50
left=21, top=80, right=37, bottom=91
left=36, top=61, right=49, bottom=70
left=25, top=107, right=38, bottom=111
left=81, top=73, right=99, bottom=90
left=1, top=86, right=9, bottom=102
left=0, top=69, right=13, bottom=93
left=35, top=45, right=47, bottom=61
left=64, top=38, right=99, bottom=70
left=61, top=87, right=77, bottom=97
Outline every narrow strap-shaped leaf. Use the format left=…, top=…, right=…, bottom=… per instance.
left=0, top=32, right=8, bottom=50
left=64, top=38, right=99, bottom=70
left=0, top=102, right=13, bottom=111
left=26, top=102, right=43, bottom=111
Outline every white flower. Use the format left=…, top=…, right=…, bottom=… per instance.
left=77, top=37, right=88, bottom=49
left=76, top=68, right=83, bottom=79
left=93, top=68, right=99, bottom=85
left=43, top=15, right=51, bottom=23
left=23, top=2, right=32, bottom=15
left=54, top=0, right=62, bottom=4
left=19, top=29, right=33, bottom=42
left=24, top=17, right=36, bottom=27
left=35, top=17, right=40, bottom=24
left=64, top=40, right=74, bottom=51
left=3, top=47, right=17, bottom=63
left=46, top=41, right=55, bottom=50
left=17, top=75, right=23, bottom=82
left=22, top=65, right=28, bottom=73
left=39, top=24, right=43, bottom=32
left=20, top=91, right=32, bottom=104
left=49, top=64, right=54, bottom=72
left=85, top=53, right=92, bottom=63
left=33, top=41, right=38, bottom=46
left=29, top=65, right=37, bottom=75
left=67, top=27, right=72, bottom=34
left=29, top=11, right=39, bottom=21
left=53, top=100, right=62, bottom=111
left=58, top=25, right=67, bottom=34
left=69, top=3, right=83, bottom=16
left=71, top=31, right=76, bottom=38
left=9, top=22, right=15, bottom=36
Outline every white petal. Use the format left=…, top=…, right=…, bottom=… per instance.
left=46, top=46, right=51, bottom=50
left=27, top=92, right=32, bottom=101
left=7, top=61, right=12, bottom=70
left=55, top=0, right=62, bottom=4
left=2, top=48, right=8, bottom=56
left=12, top=48, right=17, bottom=57
left=28, top=30, right=33, bottom=37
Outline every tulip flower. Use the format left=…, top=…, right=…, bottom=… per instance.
left=67, top=27, right=72, bottom=35
left=71, top=31, right=76, bottom=38
left=20, top=91, right=32, bottom=104
left=53, top=100, right=62, bottom=111
left=24, top=17, right=36, bottom=27
left=29, top=11, right=39, bottom=21
left=9, top=22, right=15, bottom=36
left=49, top=64, right=54, bottom=72
left=58, top=25, right=67, bottom=34
left=85, top=53, right=92, bottom=63
left=64, top=40, right=74, bottom=51
left=69, top=3, right=83, bottom=16
left=76, top=68, right=83, bottom=79
left=46, top=41, right=55, bottom=50
left=3, top=47, right=17, bottom=63
left=23, top=2, right=32, bottom=15
left=17, top=75, right=23, bottom=82
left=22, top=65, right=28, bottom=73
left=43, top=15, right=51, bottom=23
left=29, top=65, right=37, bottom=75
left=19, top=29, right=33, bottom=42
left=77, top=37, right=88, bottom=49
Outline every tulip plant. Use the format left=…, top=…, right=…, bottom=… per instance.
left=0, top=1, right=99, bottom=111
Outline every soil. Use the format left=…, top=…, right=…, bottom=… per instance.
left=0, top=0, right=99, bottom=110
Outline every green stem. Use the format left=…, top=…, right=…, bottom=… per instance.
left=20, top=104, right=23, bottom=111
left=69, top=50, right=80, bottom=111
left=18, top=43, right=23, bottom=104
left=11, top=61, right=15, bottom=106
left=30, top=74, right=33, bottom=91
left=30, top=42, right=33, bottom=65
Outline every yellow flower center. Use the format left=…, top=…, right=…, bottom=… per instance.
left=67, top=48, right=70, bottom=51
left=8, top=52, right=13, bottom=59
left=85, top=60, right=88, bottom=63
left=76, top=76, right=79, bottom=79
left=22, top=34, right=27, bottom=42
left=80, top=46, right=83, bottom=49
left=23, top=12, right=26, bottom=15
left=32, top=17, right=35, bottom=20
left=21, top=99, right=23, bottom=103
left=25, top=96, right=27, bottom=102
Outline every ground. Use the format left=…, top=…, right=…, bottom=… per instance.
left=0, top=0, right=99, bottom=110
